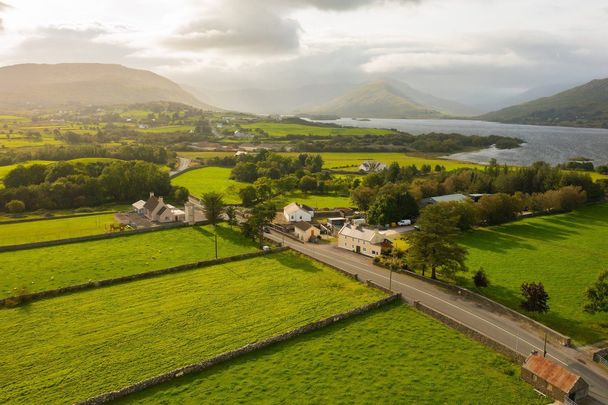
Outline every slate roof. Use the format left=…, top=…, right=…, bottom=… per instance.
left=524, top=354, right=583, bottom=393
left=143, top=195, right=159, bottom=211
left=157, top=206, right=167, bottom=216
left=284, top=202, right=314, bottom=214
left=338, top=224, right=384, bottom=243
left=293, top=221, right=313, bottom=231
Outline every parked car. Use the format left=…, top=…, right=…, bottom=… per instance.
left=397, top=219, right=412, bottom=226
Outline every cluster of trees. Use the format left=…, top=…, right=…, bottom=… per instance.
left=231, top=150, right=324, bottom=183
left=0, top=144, right=171, bottom=166
left=288, top=133, right=523, bottom=153
left=0, top=160, right=177, bottom=212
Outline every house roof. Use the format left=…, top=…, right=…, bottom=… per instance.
left=523, top=354, right=583, bottom=393
left=132, top=200, right=146, bottom=210
left=157, top=206, right=167, bottom=216
left=143, top=195, right=159, bottom=211
left=423, top=193, right=470, bottom=204
left=293, top=221, right=313, bottom=231
left=284, top=202, right=314, bottom=214
left=338, top=224, right=383, bottom=243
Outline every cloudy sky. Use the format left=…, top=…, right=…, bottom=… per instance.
left=1, top=0, right=607, bottom=106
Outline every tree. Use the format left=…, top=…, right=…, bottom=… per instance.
left=477, top=193, right=521, bottom=225
left=367, top=184, right=418, bottom=225
left=439, top=201, right=480, bottom=231
left=239, top=186, right=258, bottom=207
left=231, top=162, right=258, bottom=183
left=201, top=192, right=224, bottom=226
left=521, top=282, right=550, bottom=313
left=254, top=177, right=274, bottom=202
left=473, top=268, right=490, bottom=288
left=225, top=206, right=238, bottom=227
left=584, top=271, right=608, bottom=314
left=172, top=186, right=190, bottom=204
left=5, top=199, right=25, bottom=213
left=299, top=175, right=317, bottom=193
left=406, top=204, right=467, bottom=279
left=351, top=186, right=376, bottom=211
left=243, top=201, right=277, bottom=247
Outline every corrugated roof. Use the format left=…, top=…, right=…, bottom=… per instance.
left=524, top=355, right=581, bottom=392
left=431, top=193, right=469, bottom=203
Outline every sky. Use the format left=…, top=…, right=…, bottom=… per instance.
left=0, top=0, right=607, bottom=107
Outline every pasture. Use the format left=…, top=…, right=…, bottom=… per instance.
left=241, top=121, right=397, bottom=137
left=0, top=251, right=383, bottom=404
left=172, top=166, right=246, bottom=204
left=121, top=303, right=545, bottom=405
left=459, top=203, right=608, bottom=344
left=0, top=213, right=117, bottom=246
left=0, top=224, right=257, bottom=297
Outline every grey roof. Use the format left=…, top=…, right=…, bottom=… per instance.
left=338, top=224, right=384, bottom=243
left=423, top=194, right=470, bottom=205
left=157, top=206, right=167, bottom=216
left=143, top=196, right=159, bottom=211
left=294, top=221, right=313, bottom=231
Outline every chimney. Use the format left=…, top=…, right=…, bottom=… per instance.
left=158, top=196, right=164, bottom=204
left=149, top=192, right=155, bottom=198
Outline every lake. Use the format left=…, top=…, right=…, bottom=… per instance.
left=310, top=118, right=608, bottom=166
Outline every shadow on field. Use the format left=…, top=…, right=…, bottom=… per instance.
left=273, top=251, right=322, bottom=273
left=192, top=225, right=256, bottom=248
left=460, top=230, right=536, bottom=253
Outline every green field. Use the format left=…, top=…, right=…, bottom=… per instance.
left=121, top=303, right=544, bottom=405
left=0, top=224, right=257, bottom=297
left=172, top=166, right=246, bottom=204
left=241, top=122, right=397, bottom=137
left=140, top=125, right=195, bottom=134
left=0, top=213, right=118, bottom=246
left=0, top=251, right=383, bottom=404
left=0, top=160, right=54, bottom=185
left=459, top=204, right=608, bottom=344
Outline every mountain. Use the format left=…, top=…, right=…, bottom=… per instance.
left=0, top=63, right=217, bottom=110
left=302, top=80, right=478, bottom=119
left=480, top=78, right=608, bottom=128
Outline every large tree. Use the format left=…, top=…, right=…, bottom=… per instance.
left=243, top=201, right=277, bottom=247
left=521, top=282, right=550, bottom=313
left=201, top=192, right=224, bottom=226
left=406, top=204, right=467, bottom=279
left=584, top=271, right=608, bottom=314
left=367, top=184, right=418, bottom=226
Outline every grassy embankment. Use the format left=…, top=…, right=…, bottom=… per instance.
left=459, top=203, right=608, bottom=344
left=0, top=223, right=257, bottom=297
left=120, top=303, right=546, bottom=405
left=0, top=251, right=384, bottom=404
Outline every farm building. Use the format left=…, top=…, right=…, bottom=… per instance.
left=521, top=354, right=588, bottom=403
left=132, top=200, right=146, bottom=215
left=420, top=193, right=470, bottom=207
left=358, top=161, right=387, bottom=173
left=141, top=193, right=186, bottom=223
left=283, top=202, right=315, bottom=222
left=338, top=224, right=387, bottom=257
left=293, top=222, right=321, bottom=242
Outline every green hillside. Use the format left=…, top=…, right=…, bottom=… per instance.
left=481, top=78, right=608, bottom=128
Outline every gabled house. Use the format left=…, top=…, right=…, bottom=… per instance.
left=141, top=192, right=186, bottom=223
left=293, top=221, right=320, bottom=242
left=283, top=202, right=314, bottom=222
left=521, top=354, right=588, bottom=403
left=337, top=224, right=387, bottom=257
left=358, top=161, right=387, bottom=173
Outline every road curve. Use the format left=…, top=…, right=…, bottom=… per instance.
left=266, top=231, right=608, bottom=403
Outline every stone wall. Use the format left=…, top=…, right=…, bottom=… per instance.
left=414, top=301, right=526, bottom=365
left=0, top=211, right=116, bottom=226
left=0, top=248, right=288, bottom=308
left=77, top=294, right=401, bottom=405
left=383, top=265, right=571, bottom=347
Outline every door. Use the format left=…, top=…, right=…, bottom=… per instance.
left=356, top=246, right=361, bottom=253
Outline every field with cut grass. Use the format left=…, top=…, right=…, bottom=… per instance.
left=0, top=223, right=257, bottom=297
left=241, top=122, right=397, bottom=137
left=0, top=251, right=383, bottom=404
left=121, top=303, right=545, bottom=405
left=172, top=166, right=246, bottom=204
left=458, top=204, right=608, bottom=345
left=0, top=213, right=118, bottom=246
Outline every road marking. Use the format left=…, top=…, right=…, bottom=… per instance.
left=273, top=235, right=569, bottom=367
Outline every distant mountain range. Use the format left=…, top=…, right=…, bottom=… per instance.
left=480, top=78, right=608, bottom=128
left=0, top=63, right=217, bottom=110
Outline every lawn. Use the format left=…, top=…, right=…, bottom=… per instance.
left=0, top=223, right=257, bottom=297
left=0, top=251, right=383, bottom=404
left=458, top=204, right=608, bottom=345
left=241, top=121, right=397, bottom=137
left=0, top=213, right=118, bottom=246
left=120, top=303, right=545, bottom=405
left=276, top=191, right=353, bottom=209
left=172, top=166, right=246, bottom=204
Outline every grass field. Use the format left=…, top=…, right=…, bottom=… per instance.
left=0, top=160, right=54, bottom=185
left=458, top=204, right=608, bottom=344
left=172, top=167, right=246, bottom=204
left=241, top=122, right=397, bottom=137
left=0, top=213, right=118, bottom=246
left=0, top=251, right=383, bottom=404
left=0, top=224, right=257, bottom=297
left=120, top=303, right=545, bottom=405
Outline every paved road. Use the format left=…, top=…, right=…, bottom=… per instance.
left=169, top=157, right=191, bottom=177
left=266, top=231, right=608, bottom=403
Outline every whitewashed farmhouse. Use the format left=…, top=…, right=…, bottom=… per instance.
left=283, top=202, right=314, bottom=222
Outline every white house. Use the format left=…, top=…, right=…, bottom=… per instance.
left=141, top=193, right=185, bottom=223
left=293, top=222, right=321, bottom=242
left=132, top=200, right=146, bottom=215
left=283, top=202, right=314, bottom=222
left=358, top=161, right=387, bottom=173
left=338, top=224, right=386, bottom=257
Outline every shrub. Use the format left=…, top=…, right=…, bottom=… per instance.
left=473, top=268, right=490, bottom=288
left=4, top=286, right=31, bottom=308
left=521, top=282, right=550, bottom=313
left=5, top=199, right=25, bottom=213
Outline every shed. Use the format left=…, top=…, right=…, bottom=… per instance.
left=293, top=221, right=320, bottom=242
left=521, top=354, right=588, bottom=403
left=132, top=200, right=146, bottom=215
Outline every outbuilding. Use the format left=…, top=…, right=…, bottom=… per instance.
left=293, top=221, right=320, bottom=242
left=521, top=354, right=589, bottom=403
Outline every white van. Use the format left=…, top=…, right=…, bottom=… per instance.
left=397, top=219, right=412, bottom=226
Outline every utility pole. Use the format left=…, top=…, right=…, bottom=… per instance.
left=389, top=267, right=393, bottom=291
left=543, top=333, right=547, bottom=358
left=214, top=230, right=218, bottom=259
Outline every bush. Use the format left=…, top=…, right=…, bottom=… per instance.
left=521, top=282, right=550, bottom=313
left=4, top=286, right=31, bottom=308
left=5, top=199, right=25, bottom=213
left=473, top=268, right=490, bottom=288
